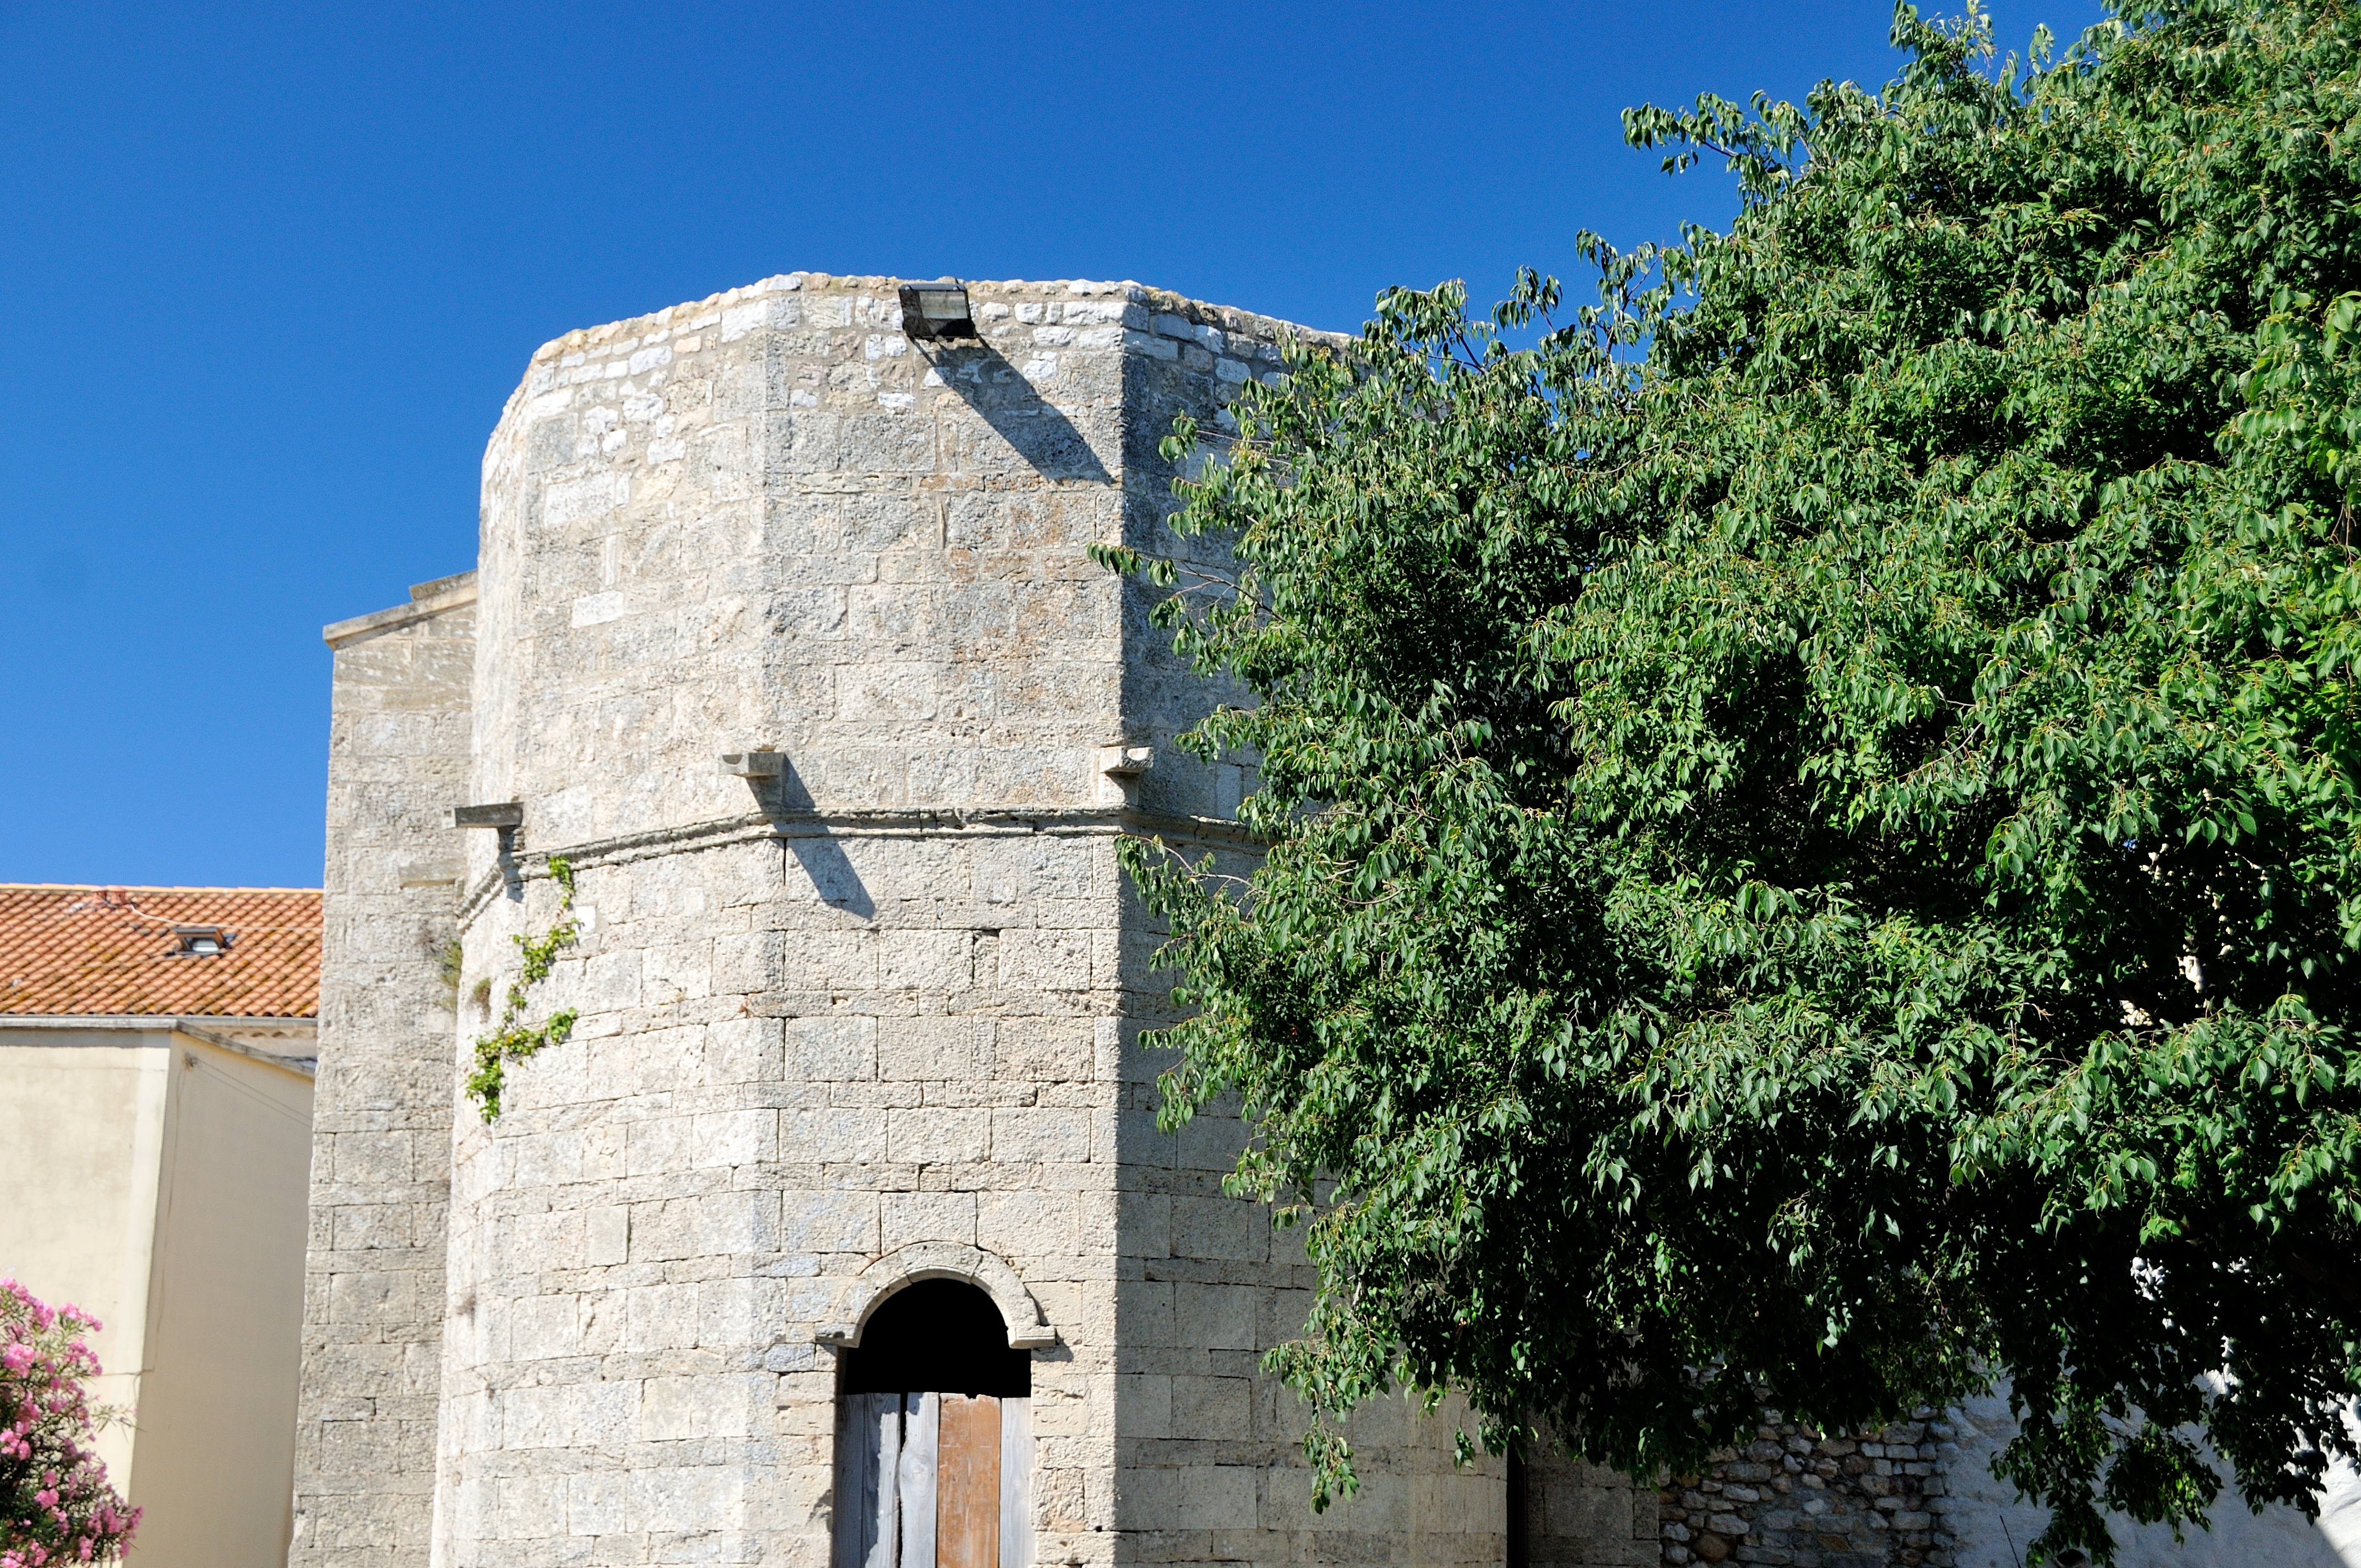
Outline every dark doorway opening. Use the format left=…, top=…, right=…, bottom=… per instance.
left=840, top=1278, right=1031, bottom=1397
left=834, top=1278, right=1037, bottom=1568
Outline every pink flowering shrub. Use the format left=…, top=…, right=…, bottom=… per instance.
left=2, top=1278, right=136, bottom=1565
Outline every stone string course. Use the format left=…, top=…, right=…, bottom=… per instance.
left=1660, top=1412, right=1955, bottom=1568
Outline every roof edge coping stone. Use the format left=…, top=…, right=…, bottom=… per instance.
left=323, top=573, right=478, bottom=647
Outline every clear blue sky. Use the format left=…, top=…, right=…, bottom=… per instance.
left=0, top=0, right=2103, bottom=889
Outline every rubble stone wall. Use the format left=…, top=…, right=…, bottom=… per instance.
left=1660, top=1413, right=1952, bottom=1568
left=1660, top=1393, right=2358, bottom=1568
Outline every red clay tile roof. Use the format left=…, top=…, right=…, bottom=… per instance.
left=0, top=885, right=321, bottom=1019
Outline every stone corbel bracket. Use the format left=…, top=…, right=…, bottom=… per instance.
left=447, top=802, right=524, bottom=830
left=1092, top=744, right=1154, bottom=809
left=719, top=750, right=785, bottom=780
left=816, top=1242, right=1057, bottom=1351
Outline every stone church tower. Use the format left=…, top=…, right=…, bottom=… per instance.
left=286, top=273, right=1661, bottom=1568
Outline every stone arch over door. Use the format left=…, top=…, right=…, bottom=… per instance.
left=818, top=1242, right=1057, bottom=1351
left=826, top=1246, right=1047, bottom=1568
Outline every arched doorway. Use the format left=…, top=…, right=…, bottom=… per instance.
left=834, top=1278, right=1033, bottom=1568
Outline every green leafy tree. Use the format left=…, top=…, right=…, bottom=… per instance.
left=1097, top=1, right=2361, bottom=1559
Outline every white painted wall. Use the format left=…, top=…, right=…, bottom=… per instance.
left=0, top=1028, right=314, bottom=1567
left=1944, top=1390, right=2361, bottom=1568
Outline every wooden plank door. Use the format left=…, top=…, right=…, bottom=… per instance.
left=839, top=1392, right=1031, bottom=1568
left=936, top=1395, right=1002, bottom=1568
left=998, top=1398, right=1032, bottom=1568
left=897, top=1392, right=939, bottom=1568
left=833, top=1393, right=902, bottom=1568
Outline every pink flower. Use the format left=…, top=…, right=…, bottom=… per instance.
left=1, top=1283, right=134, bottom=1564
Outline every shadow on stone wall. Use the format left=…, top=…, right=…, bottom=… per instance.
left=761, top=762, right=875, bottom=919
left=921, top=342, right=1112, bottom=483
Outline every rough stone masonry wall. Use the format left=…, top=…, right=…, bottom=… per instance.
left=421, top=271, right=1505, bottom=1568
left=291, top=578, right=478, bottom=1568
left=1659, top=1410, right=1952, bottom=1568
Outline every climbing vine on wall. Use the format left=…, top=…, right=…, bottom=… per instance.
left=464, top=857, right=580, bottom=1121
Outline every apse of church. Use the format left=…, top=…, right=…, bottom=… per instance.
left=287, top=274, right=1568, bottom=1568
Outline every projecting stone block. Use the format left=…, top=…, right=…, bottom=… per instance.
left=584, top=1205, right=629, bottom=1266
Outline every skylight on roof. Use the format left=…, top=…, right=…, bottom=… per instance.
left=170, top=924, right=231, bottom=956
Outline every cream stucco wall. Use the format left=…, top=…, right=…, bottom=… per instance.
left=0, top=1033, right=171, bottom=1487
left=0, top=1025, right=314, bottom=1567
